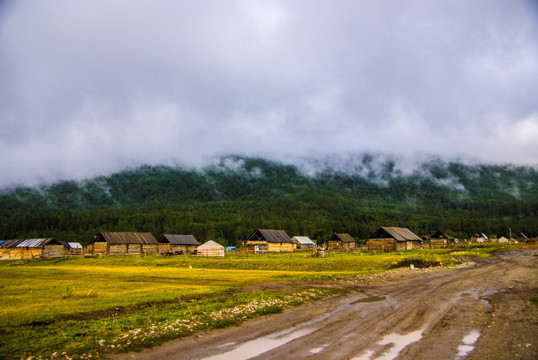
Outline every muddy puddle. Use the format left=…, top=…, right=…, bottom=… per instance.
left=455, top=329, right=481, bottom=359
left=202, top=327, right=315, bottom=360
left=352, top=327, right=425, bottom=360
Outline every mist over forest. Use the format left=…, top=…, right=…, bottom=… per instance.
left=1, top=155, right=536, bottom=245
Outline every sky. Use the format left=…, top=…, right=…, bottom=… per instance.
left=1, top=0, right=537, bottom=188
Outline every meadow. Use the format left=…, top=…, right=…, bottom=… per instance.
left=0, top=246, right=504, bottom=359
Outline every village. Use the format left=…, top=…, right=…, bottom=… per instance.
left=0, top=226, right=532, bottom=260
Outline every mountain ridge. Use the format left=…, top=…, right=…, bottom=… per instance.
left=0, top=155, right=536, bottom=244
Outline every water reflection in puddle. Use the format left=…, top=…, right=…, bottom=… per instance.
left=309, top=344, right=328, bottom=354
left=351, top=327, right=425, bottom=360
left=203, top=328, right=316, bottom=360
left=455, top=330, right=480, bottom=359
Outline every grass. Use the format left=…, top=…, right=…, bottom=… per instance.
left=0, top=245, right=517, bottom=359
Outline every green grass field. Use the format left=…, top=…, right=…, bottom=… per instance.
left=0, top=245, right=508, bottom=359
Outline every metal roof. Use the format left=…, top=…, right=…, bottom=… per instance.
left=369, top=227, right=422, bottom=242
left=330, top=233, right=356, bottom=243
left=248, top=229, right=293, bottom=243
left=292, top=236, right=315, bottom=245
left=159, top=234, right=200, bottom=245
left=0, top=238, right=62, bottom=248
left=68, top=242, right=82, bottom=249
left=94, top=232, right=158, bottom=245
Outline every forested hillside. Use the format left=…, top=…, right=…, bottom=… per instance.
left=0, top=155, right=536, bottom=245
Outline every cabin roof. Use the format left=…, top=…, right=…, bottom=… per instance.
left=330, top=233, right=356, bottom=243
left=68, top=242, right=82, bottom=249
left=159, top=234, right=200, bottom=245
left=292, top=236, right=314, bottom=245
left=369, top=227, right=422, bottom=242
left=93, top=232, right=158, bottom=245
left=0, top=238, right=63, bottom=248
left=247, top=229, right=293, bottom=243
left=430, top=230, right=454, bottom=240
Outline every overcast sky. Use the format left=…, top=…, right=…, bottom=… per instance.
left=1, top=0, right=537, bottom=188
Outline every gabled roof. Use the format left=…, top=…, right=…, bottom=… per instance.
left=0, top=238, right=63, bottom=248
left=93, top=232, right=158, bottom=245
left=292, top=236, right=314, bottom=245
left=198, top=240, right=225, bottom=250
left=369, top=227, right=422, bottom=242
left=330, top=233, right=356, bottom=243
left=430, top=230, right=454, bottom=240
left=159, top=234, right=200, bottom=246
left=247, top=229, right=293, bottom=243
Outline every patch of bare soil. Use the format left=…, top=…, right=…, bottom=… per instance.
left=111, top=249, right=537, bottom=360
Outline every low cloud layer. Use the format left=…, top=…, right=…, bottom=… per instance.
left=1, top=0, right=537, bottom=188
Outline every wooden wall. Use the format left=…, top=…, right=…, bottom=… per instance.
left=93, top=242, right=109, bottom=254
left=367, top=239, right=396, bottom=252
left=142, top=244, right=158, bottom=255
left=42, top=245, right=66, bottom=258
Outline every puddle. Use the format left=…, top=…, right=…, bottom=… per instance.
left=351, top=327, right=425, bottom=360
left=309, top=344, right=328, bottom=354
left=351, top=295, right=387, bottom=304
left=455, top=330, right=480, bottom=359
left=480, top=291, right=504, bottom=306
left=203, top=328, right=316, bottom=360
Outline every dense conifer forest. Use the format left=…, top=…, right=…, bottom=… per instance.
left=0, top=156, right=536, bottom=246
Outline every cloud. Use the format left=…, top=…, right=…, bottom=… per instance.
left=1, top=0, right=537, bottom=187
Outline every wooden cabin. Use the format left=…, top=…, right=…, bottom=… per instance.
left=158, top=234, right=200, bottom=254
left=0, top=238, right=67, bottom=260
left=91, top=232, right=158, bottom=256
left=245, top=229, right=293, bottom=252
left=68, top=242, right=83, bottom=255
left=326, top=233, right=356, bottom=251
left=292, top=236, right=315, bottom=249
left=367, top=227, right=422, bottom=252
left=197, top=240, right=225, bottom=257
left=428, top=230, right=455, bottom=249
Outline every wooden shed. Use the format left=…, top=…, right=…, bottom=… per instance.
left=428, top=230, right=455, bottom=249
left=292, top=236, right=315, bottom=249
left=0, top=238, right=67, bottom=260
left=158, top=234, right=200, bottom=254
left=367, top=227, right=422, bottom=252
left=245, top=229, right=293, bottom=252
left=91, top=232, right=158, bottom=256
left=197, top=240, right=225, bottom=257
left=326, top=233, right=356, bottom=251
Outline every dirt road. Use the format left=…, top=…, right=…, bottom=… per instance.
left=114, top=249, right=537, bottom=360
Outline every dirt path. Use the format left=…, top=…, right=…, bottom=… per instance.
left=112, top=249, right=537, bottom=360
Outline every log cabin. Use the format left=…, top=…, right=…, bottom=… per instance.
left=326, top=233, right=356, bottom=251
left=245, top=229, right=293, bottom=252
left=91, top=232, right=158, bottom=256
left=367, top=227, right=422, bottom=252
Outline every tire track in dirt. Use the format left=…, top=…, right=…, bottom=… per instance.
left=112, top=249, right=537, bottom=360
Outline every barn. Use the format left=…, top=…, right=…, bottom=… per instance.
left=0, top=238, right=67, bottom=260
left=245, top=229, right=293, bottom=252
left=91, top=232, right=158, bottom=256
left=367, top=227, right=422, bottom=252
left=292, top=236, right=315, bottom=249
left=158, top=234, right=200, bottom=254
left=428, top=230, right=455, bottom=249
left=197, top=240, right=225, bottom=257
left=326, top=233, right=356, bottom=251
